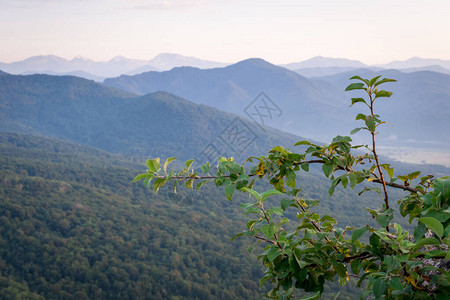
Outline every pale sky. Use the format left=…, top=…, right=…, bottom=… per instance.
left=1, top=0, right=449, bottom=64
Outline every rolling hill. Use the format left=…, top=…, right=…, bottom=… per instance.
left=103, top=58, right=353, bottom=142
left=0, top=71, right=303, bottom=161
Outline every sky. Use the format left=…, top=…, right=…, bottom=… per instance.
left=1, top=0, right=449, bottom=64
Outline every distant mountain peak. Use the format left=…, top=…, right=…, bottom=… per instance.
left=281, top=56, right=367, bottom=70
left=110, top=55, right=128, bottom=62
left=376, top=57, right=450, bottom=69
left=231, top=58, right=274, bottom=68
left=147, top=52, right=228, bottom=71
left=23, top=55, right=68, bottom=63
left=72, top=55, right=92, bottom=62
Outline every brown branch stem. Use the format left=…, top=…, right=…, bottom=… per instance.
left=154, top=159, right=420, bottom=193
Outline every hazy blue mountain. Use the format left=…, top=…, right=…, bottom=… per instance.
left=125, top=64, right=161, bottom=75
left=0, top=55, right=150, bottom=78
left=315, top=69, right=450, bottom=150
left=21, top=69, right=105, bottom=82
left=398, top=65, right=450, bottom=75
left=294, top=66, right=384, bottom=77
left=0, top=53, right=229, bottom=80
left=104, top=58, right=358, bottom=142
left=0, top=55, right=70, bottom=74
left=103, top=58, right=450, bottom=151
left=145, top=52, right=229, bottom=71
left=0, top=72, right=304, bottom=160
left=376, top=57, right=450, bottom=70
left=281, top=56, right=367, bottom=70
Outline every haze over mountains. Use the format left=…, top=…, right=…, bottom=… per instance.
left=2, top=54, right=450, bottom=81
left=0, top=71, right=300, bottom=161
left=1, top=53, right=450, bottom=166
left=0, top=53, right=229, bottom=80
left=103, top=58, right=450, bottom=157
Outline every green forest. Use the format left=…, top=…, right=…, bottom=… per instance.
left=1, top=132, right=399, bottom=299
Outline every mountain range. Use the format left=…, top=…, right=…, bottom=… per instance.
left=0, top=53, right=228, bottom=80
left=2, top=54, right=450, bottom=81
left=0, top=71, right=301, bottom=161
left=103, top=59, right=450, bottom=153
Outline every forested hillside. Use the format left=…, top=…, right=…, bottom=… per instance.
left=0, top=72, right=301, bottom=160
left=0, top=133, right=267, bottom=299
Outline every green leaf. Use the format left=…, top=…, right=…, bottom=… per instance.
left=345, top=82, right=365, bottom=91
left=350, top=98, right=367, bottom=106
left=300, top=162, right=309, bottom=172
left=225, top=185, right=235, bottom=201
left=388, top=277, right=402, bottom=290
left=352, top=226, right=370, bottom=242
left=185, top=159, right=194, bottom=171
left=373, top=78, right=396, bottom=88
left=322, top=163, right=333, bottom=177
left=200, top=162, right=210, bottom=174
left=163, top=157, right=177, bottom=173
left=369, top=75, right=382, bottom=86
left=195, top=180, right=210, bottom=191
left=261, top=224, right=275, bottom=238
left=240, top=187, right=262, bottom=201
left=373, top=278, right=386, bottom=298
left=286, top=169, right=296, bottom=187
left=153, top=178, right=166, bottom=193
left=132, top=173, right=153, bottom=183
left=146, top=158, right=160, bottom=173
left=269, top=207, right=283, bottom=216
left=355, top=113, right=366, bottom=121
left=333, top=263, right=347, bottom=278
left=348, top=172, right=357, bottom=189
left=267, top=247, right=281, bottom=261
left=294, top=140, right=314, bottom=146
left=413, top=237, right=440, bottom=250
left=332, top=135, right=352, bottom=143
left=350, top=259, right=360, bottom=275
left=380, top=164, right=394, bottom=178
left=230, top=232, right=244, bottom=241
left=350, top=127, right=364, bottom=135
left=299, top=291, right=321, bottom=300
left=184, top=178, right=194, bottom=189
left=365, top=115, right=376, bottom=132
left=281, top=198, right=295, bottom=210
left=261, top=189, right=283, bottom=202
left=349, top=75, right=369, bottom=84
left=434, top=176, right=450, bottom=199
left=419, top=217, right=444, bottom=237
left=375, top=90, right=393, bottom=99
left=328, top=178, right=340, bottom=196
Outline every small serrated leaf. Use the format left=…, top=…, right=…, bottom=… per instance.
left=225, top=185, right=235, bottom=201
left=419, top=217, right=444, bottom=237
left=146, top=158, right=160, bottom=173
left=350, top=127, right=364, bottom=135
left=350, top=98, right=367, bottom=106
left=345, top=82, right=365, bottom=91
left=163, top=157, right=177, bottom=173
left=375, top=90, right=393, bottom=98
left=352, top=226, right=370, bottom=242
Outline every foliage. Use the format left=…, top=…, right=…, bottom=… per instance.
left=135, top=75, right=450, bottom=299
left=0, top=133, right=270, bottom=299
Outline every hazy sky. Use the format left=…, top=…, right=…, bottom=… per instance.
left=1, top=0, right=449, bottom=64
